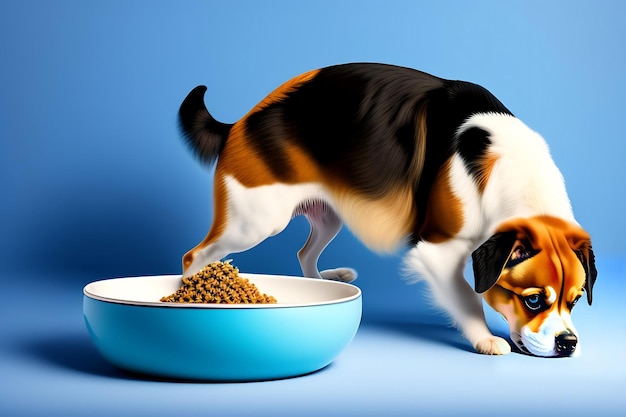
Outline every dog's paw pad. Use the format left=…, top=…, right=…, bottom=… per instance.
left=320, top=268, right=358, bottom=283
left=475, top=336, right=512, bottom=355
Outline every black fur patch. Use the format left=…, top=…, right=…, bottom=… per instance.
left=408, top=80, right=512, bottom=243
left=446, top=80, right=513, bottom=185
left=244, top=63, right=445, bottom=194
left=240, top=63, right=514, bottom=243
left=575, top=247, right=597, bottom=305
left=456, top=126, right=492, bottom=180
left=445, top=81, right=512, bottom=119
left=472, top=231, right=518, bottom=293
left=179, top=85, right=233, bottom=165
left=244, top=106, right=294, bottom=179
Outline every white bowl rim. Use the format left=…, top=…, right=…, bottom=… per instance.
left=83, top=273, right=362, bottom=309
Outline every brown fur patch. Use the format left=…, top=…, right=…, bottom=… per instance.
left=495, top=216, right=591, bottom=255
left=328, top=184, right=415, bottom=252
left=216, top=122, right=322, bottom=187
left=214, top=70, right=323, bottom=188
left=182, top=175, right=230, bottom=270
left=419, top=158, right=464, bottom=243
left=214, top=122, right=277, bottom=187
left=249, top=69, right=320, bottom=115
left=475, top=154, right=499, bottom=194
left=280, top=142, right=323, bottom=183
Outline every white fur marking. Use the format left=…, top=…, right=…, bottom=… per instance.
left=519, top=311, right=578, bottom=357
left=218, top=175, right=337, bottom=253
left=450, top=114, right=577, bottom=242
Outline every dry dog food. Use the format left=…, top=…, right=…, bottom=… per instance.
left=160, top=260, right=277, bottom=304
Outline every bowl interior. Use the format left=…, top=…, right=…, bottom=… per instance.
left=83, top=274, right=361, bottom=308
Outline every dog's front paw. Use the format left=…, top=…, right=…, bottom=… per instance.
left=474, top=336, right=512, bottom=355
left=320, top=268, right=358, bottom=283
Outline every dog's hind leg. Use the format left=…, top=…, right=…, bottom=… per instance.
left=296, top=200, right=357, bottom=283
left=182, top=176, right=298, bottom=278
left=181, top=179, right=240, bottom=278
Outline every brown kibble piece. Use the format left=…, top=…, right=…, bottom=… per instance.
left=160, top=261, right=277, bottom=304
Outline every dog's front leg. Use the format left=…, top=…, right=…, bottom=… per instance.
left=405, top=240, right=511, bottom=355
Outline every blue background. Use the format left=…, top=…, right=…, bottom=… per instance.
left=1, top=1, right=625, bottom=416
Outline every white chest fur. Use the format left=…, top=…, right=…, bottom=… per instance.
left=450, top=113, right=577, bottom=242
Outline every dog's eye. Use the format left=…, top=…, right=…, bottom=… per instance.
left=568, top=295, right=582, bottom=310
left=523, top=294, right=546, bottom=312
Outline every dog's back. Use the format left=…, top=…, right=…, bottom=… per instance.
left=179, top=63, right=513, bottom=250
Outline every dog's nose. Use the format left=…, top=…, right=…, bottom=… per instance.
left=555, top=331, right=577, bottom=356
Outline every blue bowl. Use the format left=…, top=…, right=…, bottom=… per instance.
left=83, top=274, right=362, bottom=381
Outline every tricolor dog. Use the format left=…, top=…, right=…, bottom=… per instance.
left=178, top=63, right=596, bottom=357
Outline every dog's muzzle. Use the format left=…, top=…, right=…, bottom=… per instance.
left=512, top=328, right=579, bottom=357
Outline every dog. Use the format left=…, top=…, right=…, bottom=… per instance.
left=177, top=63, right=596, bottom=357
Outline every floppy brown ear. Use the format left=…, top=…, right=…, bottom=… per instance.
left=471, top=231, right=518, bottom=293
left=575, top=246, right=597, bottom=305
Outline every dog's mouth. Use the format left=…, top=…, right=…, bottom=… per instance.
left=510, top=331, right=532, bottom=355
left=510, top=330, right=578, bottom=357
left=511, top=329, right=559, bottom=356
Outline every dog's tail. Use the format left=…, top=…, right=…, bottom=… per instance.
left=178, top=85, right=233, bottom=165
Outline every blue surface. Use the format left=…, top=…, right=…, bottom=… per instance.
left=1, top=1, right=625, bottom=416
left=1, top=259, right=625, bottom=416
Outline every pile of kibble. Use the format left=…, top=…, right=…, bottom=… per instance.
left=160, top=260, right=277, bottom=304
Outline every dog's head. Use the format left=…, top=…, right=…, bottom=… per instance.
left=472, top=216, right=597, bottom=357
